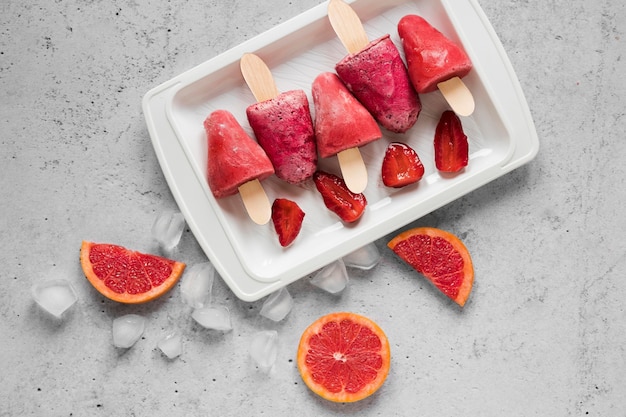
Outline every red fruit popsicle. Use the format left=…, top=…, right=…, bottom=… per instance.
left=312, top=72, right=382, bottom=159
left=335, top=34, right=421, bottom=134
left=204, top=109, right=274, bottom=224
left=398, top=14, right=474, bottom=116
left=246, top=89, right=317, bottom=184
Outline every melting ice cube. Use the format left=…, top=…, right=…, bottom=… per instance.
left=151, top=210, right=186, bottom=250
left=31, top=279, right=78, bottom=318
left=158, top=330, right=183, bottom=359
left=343, top=243, right=381, bottom=270
left=259, top=287, right=293, bottom=322
left=192, top=305, right=232, bottom=331
left=112, top=314, right=146, bottom=348
left=249, top=330, right=278, bottom=371
left=180, top=262, right=215, bottom=308
left=310, top=259, right=349, bottom=294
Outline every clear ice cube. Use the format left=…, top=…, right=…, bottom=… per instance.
left=249, top=330, right=278, bottom=371
left=192, top=305, right=232, bottom=331
left=151, top=210, right=186, bottom=250
left=259, top=287, right=293, bottom=322
left=310, top=259, right=349, bottom=294
left=112, top=314, right=146, bottom=348
left=31, top=279, right=78, bottom=318
left=180, top=262, right=215, bottom=308
left=343, top=243, right=381, bottom=270
left=158, top=330, right=183, bottom=359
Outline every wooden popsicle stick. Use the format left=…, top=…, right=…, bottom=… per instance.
left=238, top=179, right=271, bottom=225
left=337, top=148, right=367, bottom=194
left=231, top=53, right=277, bottom=225
left=438, top=76, right=475, bottom=117
left=327, top=0, right=369, bottom=194
left=328, top=0, right=369, bottom=54
left=240, top=53, right=279, bottom=102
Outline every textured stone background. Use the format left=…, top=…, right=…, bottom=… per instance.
left=1, top=0, right=625, bottom=415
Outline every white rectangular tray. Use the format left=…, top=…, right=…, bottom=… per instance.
left=142, top=0, right=539, bottom=301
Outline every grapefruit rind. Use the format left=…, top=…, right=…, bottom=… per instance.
left=387, top=227, right=474, bottom=307
left=296, top=312, right=391, bottom=403
left=80, top=241, right=186, bottom=304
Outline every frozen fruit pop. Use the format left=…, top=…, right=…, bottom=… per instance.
left=241, top=54, right=317, bottom=185
left=335, top=34, right=421, bottom=134
left=398, top=14, right=475, bottom=116
left=312, top=72, right=382, bottom=158
left=204, top=109, right=274, bottom=224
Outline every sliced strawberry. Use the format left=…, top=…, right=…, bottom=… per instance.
left=381, top=142, right=425, bottom=188
left=313, top=171, right=367, bottom=223
left=271, top=198, right=305, bottom=247
left=434, top=110, right=469, bottom=173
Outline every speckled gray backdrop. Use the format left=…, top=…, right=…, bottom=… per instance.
left=2, top=0, right=625, bottom=416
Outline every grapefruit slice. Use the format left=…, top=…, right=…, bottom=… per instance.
left=387, top=227, right=474, bottom=306
left=80, top=241, right=185, bottom=304
left=297, top=312, right=390, bottom=403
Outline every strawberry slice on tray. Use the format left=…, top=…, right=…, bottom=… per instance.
left=271, top=198, right=305, bottom=247
left=381, top=142, right=425, bottom=188
left=434, top=110, right=469, bottom=173
left=313, top=171, right=367, bottom=223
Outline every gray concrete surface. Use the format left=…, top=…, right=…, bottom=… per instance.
left=2, top=0, right=625, bottom=415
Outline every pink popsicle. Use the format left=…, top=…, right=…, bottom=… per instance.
left=312, top=72, right=382, bottom=159
left=246, top=90, right=317, bottom=184
left=335, top=34, right=421, bottom=133
left=398, top=14, right=473, bottom=94
left=204, top=109, right=274, bottom=199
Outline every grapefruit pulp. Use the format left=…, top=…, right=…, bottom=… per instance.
left=80, top=241, right=185, bottom=304
left=297, top=312, right=390, bottom=403
left=387, top=227, right=474, bottom=306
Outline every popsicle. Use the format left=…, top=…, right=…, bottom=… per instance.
left=204, top=109, right=274, bottom=225
left=334, top=33, right=421, bottom=133
left=398, top=14, right=475, bottom=116
left=241, top=53, right=317, bottom=185
left=312, top=71, right=381, bottom=189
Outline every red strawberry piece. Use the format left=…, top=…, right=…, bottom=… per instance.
left=434, top=110, right=468, bottom=173
left=381, top=142, right=425, bottom=188
left=271, top=198, right=305, bottom=247
left=313, top=171, right=367, bottom=223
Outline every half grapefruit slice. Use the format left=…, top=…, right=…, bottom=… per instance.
left=387, top=227, right=474, bottom=306
left=297, top=312, right=390, bottom=403
left=80, top=241, right=185, bottom=304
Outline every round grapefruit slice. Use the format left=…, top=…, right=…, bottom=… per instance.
left=297, top=312, right=390, bottom=403
left=80, top=241, right=185, bottom=304
left=387, top=227, right=474, bottom=306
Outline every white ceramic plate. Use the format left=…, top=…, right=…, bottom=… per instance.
left=143, top=0, right=539, bottom=301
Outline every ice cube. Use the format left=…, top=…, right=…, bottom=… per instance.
left=192, top=306, right=232, bottom=331
left=249, top=330, right=278, bottom=371
left=259, top=287, right=293, bottom=322
left=112, top=314, right=146, bottom=348
left=158, top=330, right=183, bottom=359
left=310, top=259, right=349, bottom=294
left=343, top=243, right=381, bottom=270
left=31, top=279, right=78, bottom=318
left=180, top=262, right=215, bottom=308
left=151, top=210, right=186, bottom=250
